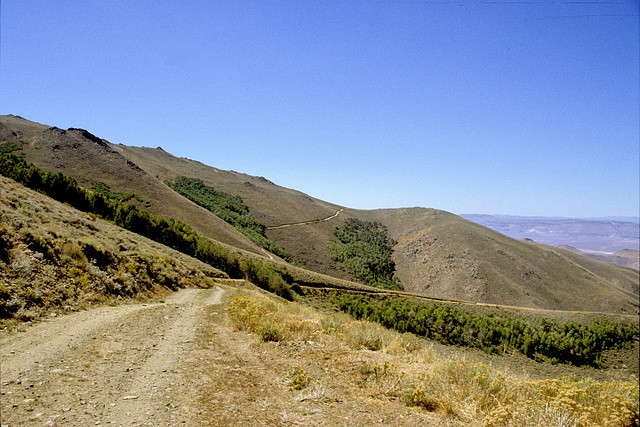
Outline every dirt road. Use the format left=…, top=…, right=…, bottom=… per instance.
left=1, top=288, right=228, bottom=426
left=1, top=286, right=437, bottom=426
left=265, top=209, right=344, bottom=230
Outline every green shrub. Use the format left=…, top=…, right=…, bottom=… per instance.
left=329, top=292, right=638, bottom=368
left=21, top=288, right=43, bottom=307
left=195, top=237, right=242, bottom=278
left=257, top=322, right=281, bottom=342
left=90, top=180, right=143, bottom=203
left=0, top=141, right=23, bottom=154
left=241, top=258, right=293, bottom=300
left=329, top=218, right=403, bottom=291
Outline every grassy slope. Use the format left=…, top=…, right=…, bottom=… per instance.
left=2, top=115, right=638, bottom=315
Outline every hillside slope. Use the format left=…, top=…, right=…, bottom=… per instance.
left=0, top=175, right=228, bottom=325
left=115, top=144, right=349, bottom=274
left=117, top=147, right=640, bottom=314
left=119, top=146, right=638, bottom=313
left=2, top=115, right=637, bottom=314
left=360, top=208, right=638, bottom=314
left=0, top=115, right=263, bottom=256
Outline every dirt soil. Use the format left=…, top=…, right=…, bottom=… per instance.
left=1, top=286, right=441, bottom=426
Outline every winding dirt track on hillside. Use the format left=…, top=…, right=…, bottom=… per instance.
left=266, top=209, right=344, bottom=230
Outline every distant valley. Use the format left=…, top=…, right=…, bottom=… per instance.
left=460, top=214, right=639, bottom=270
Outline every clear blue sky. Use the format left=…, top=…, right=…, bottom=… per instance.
left=1, top=1, right=638, bottom=218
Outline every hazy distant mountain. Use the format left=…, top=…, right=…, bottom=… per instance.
left=557, top=246, right=639, bottom=271
left=460, top=214, right=639, bottom=253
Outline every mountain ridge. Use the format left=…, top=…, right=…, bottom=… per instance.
left=1, top=114, right=637, bottom=314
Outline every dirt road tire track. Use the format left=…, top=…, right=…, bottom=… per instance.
left=2, top=286, right=438, bottom=426
left=1, top=287, right=225, bottom=426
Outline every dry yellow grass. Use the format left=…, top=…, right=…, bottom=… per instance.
left=227, top=292, right=639, bottom=426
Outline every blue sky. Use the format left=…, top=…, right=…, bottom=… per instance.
left=1, top=1, right=638, bottom=217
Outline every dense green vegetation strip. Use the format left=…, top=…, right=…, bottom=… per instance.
left=0, top=154, right=296, bottom=300
left=329, top=218, right=403, bottom=290
left=90, top=180, right=147, bottom=205
left=0, top=141, right=24, bottom=154
left=165, top=176, right=294, bottom=263
left=330, top=292, right=638, bottom=367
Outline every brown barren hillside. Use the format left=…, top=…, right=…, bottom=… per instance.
left=2, top=115, right=638, bottom=314
left=0, top=115, right=263, bottom=256
left=362, top=208, right=638, bottom=314
left=114, top=144, right=350, bottom=275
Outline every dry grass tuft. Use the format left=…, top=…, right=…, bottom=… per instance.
left=227, top=295, right=323, bottom=342
left=404, top=358, right=640, bottom=426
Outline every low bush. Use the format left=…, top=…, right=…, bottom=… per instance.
left=227, top=296, right=278, bottom=333
left=22, top=230, right=58, bottom=262
left=241, top=258, right=294, bottom=300
left=286, top=366, right=311, bottom=390
left=90, top=180, right=143, bottom=203
left=0, top=141, right=23, bottom=154
left=81, top=241, right=115, bottom=268
left=61, top=241, right=88, bottom=268
left=341, top=320, right=388, bottom=351
left=257, top=322, right=281, bottom=342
